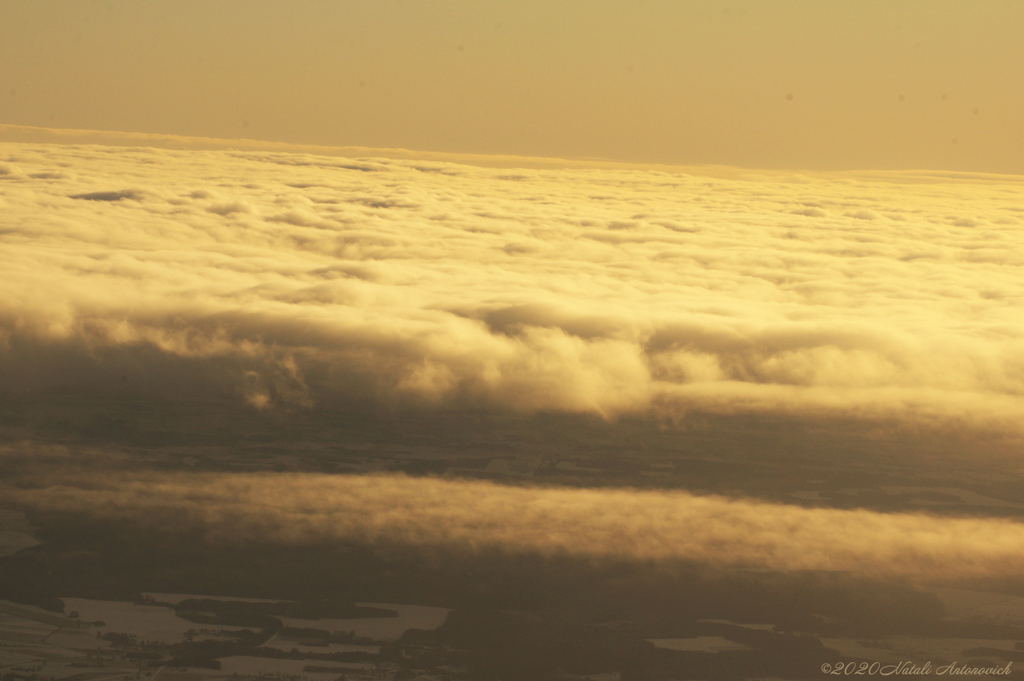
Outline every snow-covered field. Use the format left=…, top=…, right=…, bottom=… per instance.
left=62, top=598, right=250, bottom=642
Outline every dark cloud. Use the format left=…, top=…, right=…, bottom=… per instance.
left=71, top=189, right=143, bottom=201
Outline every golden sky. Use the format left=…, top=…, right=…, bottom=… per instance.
left=2, top=0, right=1022, bottom=172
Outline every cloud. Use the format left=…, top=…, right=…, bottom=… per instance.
left=0, top=138, right=1023, bottom=438
left=71, top=189, right=144, bottom=202
left=8, top=470, right=1024, bottom=580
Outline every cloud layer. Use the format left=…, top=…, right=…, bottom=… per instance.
left=1, top=139, right=1023, bottom=434
left=9, top=470, right=1024, bottom=580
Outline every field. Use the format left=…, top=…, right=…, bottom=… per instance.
left=0, top=596, right=443, bottom=680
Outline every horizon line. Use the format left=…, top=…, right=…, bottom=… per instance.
left=2, top=123, right=1023, bottom=184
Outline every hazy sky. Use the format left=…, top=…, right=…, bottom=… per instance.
left=2, top=0, right=1022, bottom=172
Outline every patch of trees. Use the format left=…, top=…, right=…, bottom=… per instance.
left=171, top=597, right=397, bottom=630
left=174, top=597, right=396, bottom=621
left=163, top=655, right=221, bottom=670
left=167, top=638, right=378, bottom=665
left=277, top=626, right=380, bottom=646
left=173, top=608, right=281, bottom=630
left=100, top=631, right=136, bottom=647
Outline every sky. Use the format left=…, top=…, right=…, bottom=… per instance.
left=2, top=0, right=1023, bottom=173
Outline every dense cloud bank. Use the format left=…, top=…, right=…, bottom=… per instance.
left=1, top=141, right=1023, bottom=433
left=7, top=470, right=1024, bottom=580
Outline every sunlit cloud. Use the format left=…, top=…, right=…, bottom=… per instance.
left=8, top=470, right=1024, bottom=580
left=1, top=138, right=1023, bottom=434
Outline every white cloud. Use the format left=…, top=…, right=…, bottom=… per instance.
left=0, top=139, right=1022, bottom=435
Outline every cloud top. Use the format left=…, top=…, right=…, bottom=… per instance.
left=1, top=140, right=1023, bottom=435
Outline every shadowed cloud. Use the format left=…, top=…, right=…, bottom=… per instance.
left=7, top=470, right=1024, bottom=581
